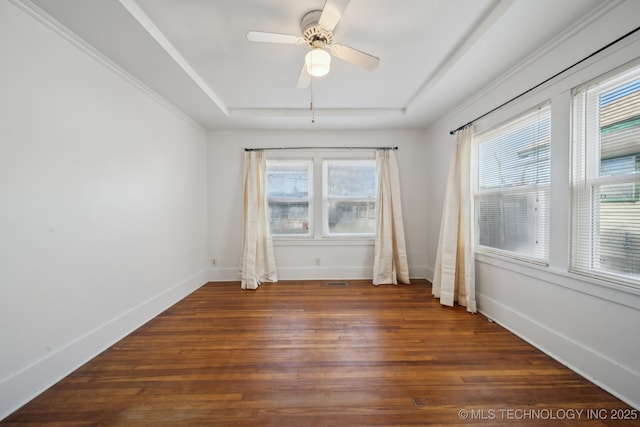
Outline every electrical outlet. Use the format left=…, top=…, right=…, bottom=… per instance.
left=211, top=258, right=217, bottom=266
left=315, top=257, right=320, bottom=266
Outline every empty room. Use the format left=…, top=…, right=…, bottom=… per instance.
left=1, top=0, right=639, bottom=425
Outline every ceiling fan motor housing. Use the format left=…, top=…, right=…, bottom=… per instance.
left=300, top=10, right=333, bottom=47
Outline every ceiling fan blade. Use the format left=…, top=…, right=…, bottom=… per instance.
left=246, top=31, right=303, bottom=45
left=318, top=0, right=350, bottom=31
left=297, top=64, right=311, bottom=89
left=330, top=44, right=379, bottom=71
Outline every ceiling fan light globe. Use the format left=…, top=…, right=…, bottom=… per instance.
left=305, top=48, right=331, bottom=77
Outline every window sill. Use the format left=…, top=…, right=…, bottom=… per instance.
left=475, top=246, right=548, bottom=267
left=475, top=251, right=640, bottom=310
left=273, top=238, right=375, bottom=246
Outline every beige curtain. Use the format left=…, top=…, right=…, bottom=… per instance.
left=432, top=127, right=476, bottom=312
left=241, top=151, right=278, bottom=289
left=373, top=149, right=410, bottom=285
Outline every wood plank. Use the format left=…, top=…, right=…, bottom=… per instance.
left=2, top=280, right=636, bottom=426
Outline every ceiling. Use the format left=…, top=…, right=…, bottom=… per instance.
left=29, top=0, right=607, bottom=131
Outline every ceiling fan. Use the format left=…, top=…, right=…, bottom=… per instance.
left=246, top=0, right=379, bottom=89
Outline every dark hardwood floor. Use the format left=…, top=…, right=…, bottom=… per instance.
left=2, top=280, right=637, bottom=426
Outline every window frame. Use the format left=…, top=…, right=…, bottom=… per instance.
left=570, top=62, right=640, bottom=288
left=264, top=151, right=377, bottom=243
left=473, top=103, right=552, bottom=265
left=265, top=158, right=314, bottom=238
left=322, top=159, right=377, bottom=238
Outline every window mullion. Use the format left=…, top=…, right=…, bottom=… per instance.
left=313, top=157, right=323, bottom=239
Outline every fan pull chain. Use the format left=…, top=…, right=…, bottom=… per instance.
left=310, top=74, right=316, bottom=124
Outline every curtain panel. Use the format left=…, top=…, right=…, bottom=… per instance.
left=432, top=127, right=477, bottom=312
left=241, top=151, right=278, bottom=289
left=373, top=149, right=410, bottom=285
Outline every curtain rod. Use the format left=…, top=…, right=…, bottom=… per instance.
left=244, top=146, right=398, bottom=152
left=449, top=25, right=640, bottom=135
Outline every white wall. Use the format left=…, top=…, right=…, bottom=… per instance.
left=208, top=130, right=428, bottom=281
left=425, top=1, right=640, bottom=408
left=0, top=1, right=208, bottom=418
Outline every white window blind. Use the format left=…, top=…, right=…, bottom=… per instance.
left=475, top=104, right=551, bottom=262
left=266, top=160, right=313, bottom=236
left=323, top=159, right=377, bottom=236
left=571, top=64, right=640, bottom=286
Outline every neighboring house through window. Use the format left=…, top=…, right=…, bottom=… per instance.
left=266, top=156, right=376, bottom=239
left=323, top=159, right=376, bottom=236
left=266, top=160, right=313, bottom=237
left=474, top=104, right=551, bottom=263
left=571, top=63, right=640, bottom=286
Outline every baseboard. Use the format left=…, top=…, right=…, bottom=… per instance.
left=477, top=292, right=640, bottom=410
left=0, top=270, right=207, bottom=421
left=208, top=265, right=428, bottom=282
left=277, top=266, right=372, bottom=280
left=424, top=265, right=435, bottom=282
left=208, top=267, right=241, bottom=281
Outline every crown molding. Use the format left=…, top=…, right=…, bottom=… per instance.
left=425, top=0, right=626, bottom=135
left=9, top=0, right=206, bottom=134
left=405, top=0, right=514, bottom=114
left=207, top=128, right=427, bottom=137
left=117, top=0, right=228, bottom=117
left=227, top=108, right=406, bottom=118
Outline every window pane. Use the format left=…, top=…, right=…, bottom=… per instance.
left=267, top=161, right=310, bottom=198
left=600, top=155, right=638, bottom=177
left=324, top=160, right=376, bottom=236
left=478, top=109, right=551, bottom=190
left=266, top=160, right=312, bottom=236
left=327, top=200, right=375, bottom=234
left=327, top=161, right=376, bottom=198
left=571, top=64, right=640, bottom=285
left=475, top=105, right=551, bottom=261
left=595, top=184, right=640, bottom=275
left=476, top=189, right=549, bottom=260
left=268, top=201, right=309, bottom=235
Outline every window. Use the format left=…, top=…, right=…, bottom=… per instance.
left=266, top=160, right=312, bottom=236
left=323, top=160, right=377, bottom=236
left=266, top=157, right=376, bottom=239
left=474, top=104, right=551, bottom=262
left=571, top=64, right=640, bottom=285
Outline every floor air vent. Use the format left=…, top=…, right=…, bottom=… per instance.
left=326, top=282, right=348, bottom=287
